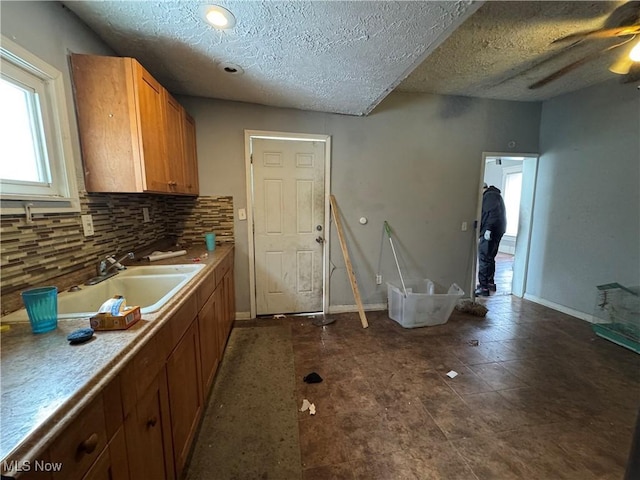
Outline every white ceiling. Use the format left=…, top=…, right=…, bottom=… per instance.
left=63, top=1, right=639, bottom=116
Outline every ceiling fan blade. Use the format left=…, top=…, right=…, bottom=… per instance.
left=490, top=40, right=584, bottom=88
left=529, top=43, right=623, bottom=89
left=553, top=25, right=640, bottom=43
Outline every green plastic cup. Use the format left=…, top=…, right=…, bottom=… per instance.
left=21, top=286, right=58, bottom=334
left=205, top=232, right=216, bottom=252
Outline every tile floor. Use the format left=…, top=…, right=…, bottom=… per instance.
left=293, top=289, right=640, bottom=478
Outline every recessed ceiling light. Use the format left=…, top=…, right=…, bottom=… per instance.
left=202, top=5, right=236, bottom=29
left=218, top=62, right=243, bottom=75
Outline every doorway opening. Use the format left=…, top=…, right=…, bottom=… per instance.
left=474, top=152, right=539, bottom=298
left=244, top=130, right=332, bottom=319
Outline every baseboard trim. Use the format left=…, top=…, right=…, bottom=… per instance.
left=236, top=305, right=388, bottom=320
left=523, top=294, right=596, bottom=323
left=328, top=303, right=387, bottom=314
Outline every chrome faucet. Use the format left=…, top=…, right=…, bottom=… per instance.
left=96, top=252, right=134, bottom=277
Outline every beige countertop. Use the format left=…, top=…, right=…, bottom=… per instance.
left=0, top=244, right=233, bottom=467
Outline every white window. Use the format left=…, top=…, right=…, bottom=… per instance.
left=0, top=35, right=79, bottom=214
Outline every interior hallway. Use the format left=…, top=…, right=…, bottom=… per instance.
left=493, top=252, right=513, bottom=296
left=186, top=293, right=640, bottom=479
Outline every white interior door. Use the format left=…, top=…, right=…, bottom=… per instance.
left=252, top=138, right=325, bottom=315
left=512, top=156, right=538, bottom=297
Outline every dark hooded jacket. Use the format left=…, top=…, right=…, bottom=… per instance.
left=480, top=186, right=507, bottom=237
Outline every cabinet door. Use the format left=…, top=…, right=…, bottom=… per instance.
left=124, top=368, right=174, bottom=480
left=166, top=320, right=204, bottom=477
left=198, top=291, right=219, bottom=395
left=182, top=112, right=199, bottom=195
left=226, top=266, right=235, bottom=332
left=134, top=63, right=169, bottom=193
left=70, top=54, right=142, bottom=192
left=50, top=397, right=108, bottom=480
left=163, top=91, right=186, bottom=193
left=82, top=428, right=129, bottom=480
left=215, top=286, right=227, bottom=360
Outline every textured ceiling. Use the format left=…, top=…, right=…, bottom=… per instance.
left=63, top=1, right=639, bottom=115
left=397, top=1, right=636, bottom=101
left=62, top=0, right=479, bottom=116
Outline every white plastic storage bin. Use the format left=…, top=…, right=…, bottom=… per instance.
left=387, top=279, right=464, bottom=328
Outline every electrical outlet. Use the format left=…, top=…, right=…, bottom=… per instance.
left=461, top=221, right=468, bottom=231
left=376, top=274, right=382, bottom=285
left=142, top=207, right=150, bottom=223
left=81, top=214, right=94, bottom=236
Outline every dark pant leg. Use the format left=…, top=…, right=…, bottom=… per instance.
left=487, top=233, right=503, bottom=284
left=478, top=236, right=501, bottom=288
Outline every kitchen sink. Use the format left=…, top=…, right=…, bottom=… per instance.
left=2, top=264, right=205, bottom=322
left=117, top=264, right=204, bottom=277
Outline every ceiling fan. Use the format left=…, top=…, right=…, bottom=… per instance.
left=529, top=1, right=640, bottom=89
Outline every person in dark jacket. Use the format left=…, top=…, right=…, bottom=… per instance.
left=476, top=184, right=507, bottom=296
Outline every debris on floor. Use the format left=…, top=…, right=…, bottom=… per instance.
left=300, top=399, right=316, bottom=415
left=273, top=314, right=286, bottom=319
left=455, top=299, right=488, bottom=317
left=467, top=339, right=479, bottom=346
left=303, top=372, right=323, bottom=383
left=446, top=370, right=458, bottom=379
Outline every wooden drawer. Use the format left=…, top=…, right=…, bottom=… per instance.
left=82, top=427, right=128, bottom=480
left=121, top=336, right=164, bottom=416
left=49, top=396, right=108, bottom=480
left=166, top=297, right=198, bottom=351
left=196, top=269, right=215, bottom=312
left=214, top=261, right=228, bottom=287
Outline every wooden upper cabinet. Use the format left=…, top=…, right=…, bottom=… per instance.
left=163, top=91, right=186, bottom=194
left=136, top=65, right=169, bottom=193
left=182, top=112, right=199, bottom=195
left=70, top=54, right=198, bottom=195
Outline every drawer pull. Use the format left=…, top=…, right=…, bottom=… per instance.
left=147, top=416, right=158, bottom=428
left=78, top=433, right=99, bottom=455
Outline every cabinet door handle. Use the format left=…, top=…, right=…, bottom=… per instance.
left=78, top=433, right=99, bottom=455
left=147, top=416, right=158, bottom=428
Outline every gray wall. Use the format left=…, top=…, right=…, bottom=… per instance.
left=527, top=80, right=640, bottom=316
left=179, top=94, right=542, bottom=313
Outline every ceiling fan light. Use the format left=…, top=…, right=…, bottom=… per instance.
left=609, top=56, right=633, bottom=75
left=630, top=42, right=640, bottom=62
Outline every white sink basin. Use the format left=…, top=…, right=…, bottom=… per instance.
left=57, top=275, right=188, bottom=318
left=3, top=264, right=205, bottom=321
left=117, top=264, right=204, bottom=277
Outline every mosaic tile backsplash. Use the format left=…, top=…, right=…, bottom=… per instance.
left=1, top=193, right=234, bottom=315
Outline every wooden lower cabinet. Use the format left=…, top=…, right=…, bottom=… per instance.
left=166, top=320, right=204, bottom=477
left=20, top=251, right=235, bottom=480
left=50, top=397, right=108, bottom=480
left=82, top=428, right=129, bottom=480
left=198, top=290, right=220, bottom=395
left=124, top=368, right=174, bottom=480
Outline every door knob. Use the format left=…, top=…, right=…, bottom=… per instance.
left=315, top=236, right=324, bottom=244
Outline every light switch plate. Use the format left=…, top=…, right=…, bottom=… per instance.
left=81, top=214, right=94, bottom=236
left=461, top=221, right=468, bottom=231
left=238, top=208, right=247, bottom=220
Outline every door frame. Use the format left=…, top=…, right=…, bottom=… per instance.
left=244, top=130, right=332, bottom=319
left=473, top=151, right=539, bottom=299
